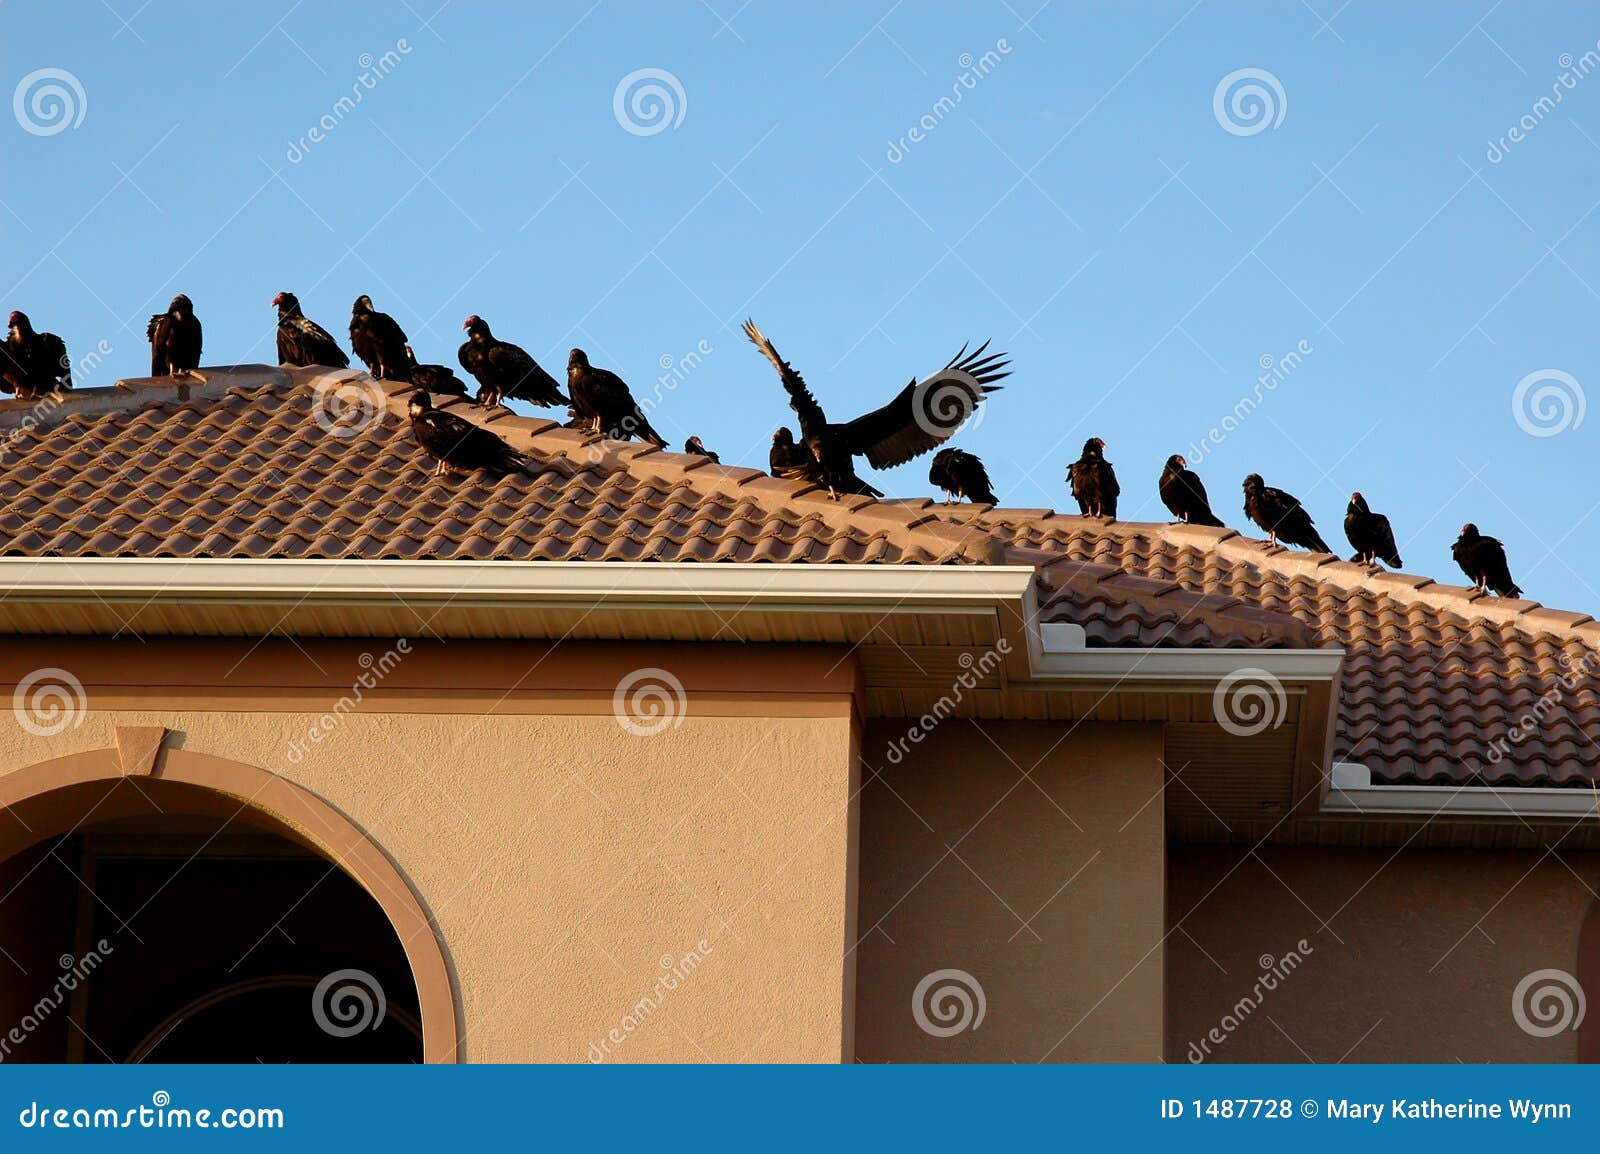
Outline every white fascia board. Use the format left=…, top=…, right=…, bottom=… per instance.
left=1324, top=761, right=1600, bottom=820
left=0, top=557, right=1037, bottom=612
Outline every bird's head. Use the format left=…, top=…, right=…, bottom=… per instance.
left=686, top=436, right=703, bottom=451
left=462, top=315, right=486, bottom=338
left=407, top=391, right=433, bottom=418
left=352, top=294, right=374, bottom=314
left=168, top=294, right=192, bottom=316
left=7, top=311, right=25, bottom=332
left=272, top=292, right=298, bottom=314
left=1243, top=473, right=1264, bottom=492
left=568, top=348, right=590, bottom=370
left=1349, top=491, right=1368, bottom=514
left=1165, top=454, right=1186, bottom=472
left=1459, top=523, right=1479, bottom=540
left=773, top=427, right=793, bottom=446
left=1083, top=436, right=1106, bottom=456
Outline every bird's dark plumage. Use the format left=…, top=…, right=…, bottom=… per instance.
left=3, top=311, right=70, bottom=399
left=457, top=316, right=567, bottom=409
left=1158, top=454, right=1223, bottom=527
left=769, top=427, right=810, bottom=475
left=403, top=346, right=468, bottom=397
left=1068, top=437, right=1119, bottom=519
left=349, top=295, right=409, bottom=380
left=147, top=294, right=202, bottom=377
left=1345, top=493, right=1402, bottom=568
left=929, top=447, right=997, bottom=505
left=566, top=349, right=667, bottom=447
left=407, top=391, right=537, bottom=479
left=1242, top=473, right=1331, bottom=552
left=741, top=318, right=1007, bottom=499
left=1453, top=524, right=1522, bottom=598
left=684, top=436, right=719, bottom=463
left=273, top=292, right=349, bottom=368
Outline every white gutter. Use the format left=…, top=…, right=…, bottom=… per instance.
left=0, top=558, right=1036, bottom=612
left=1324, top=761, right=1600, bottom=820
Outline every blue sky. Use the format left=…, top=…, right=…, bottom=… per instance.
left=3, top=2, right=1599, bottom=608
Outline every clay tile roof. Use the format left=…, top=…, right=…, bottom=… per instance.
left=1, top=366, right=1595, bottom=789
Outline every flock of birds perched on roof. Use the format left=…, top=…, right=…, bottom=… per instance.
left=0, top=294, right=1525, bottom=600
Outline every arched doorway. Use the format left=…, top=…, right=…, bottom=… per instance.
left=0, top=741, right=456, bottom=1063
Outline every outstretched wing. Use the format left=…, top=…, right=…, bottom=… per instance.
left=742, top=318, right=829, bottom=442
left=840, top=340, right=1010, bottom=470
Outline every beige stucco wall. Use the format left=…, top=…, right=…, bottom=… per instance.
left=1168, top=844, right=1600, bottom=1063
left=0, top=639, right=862, bottom=1063
left=853, top=719, right=1166, bottom=1062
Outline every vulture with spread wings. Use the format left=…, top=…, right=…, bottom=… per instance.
left=741, top=318, right=1008, bottom=499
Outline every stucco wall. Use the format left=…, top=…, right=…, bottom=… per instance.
left=0, top=638, right=862, bottom=1063
left=1168, top=844, right=1600, bottom=1063
left=853, top=719, right=1166, bottom=1062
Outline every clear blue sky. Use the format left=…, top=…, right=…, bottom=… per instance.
left=4, top=2, right=1598, bottom=609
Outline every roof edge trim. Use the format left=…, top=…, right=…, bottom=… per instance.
left=1324, top=762, right=1600, bottom=819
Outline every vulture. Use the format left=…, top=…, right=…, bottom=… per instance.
left=1242, top=473, right=1331, bottom=552
left=272, top=293, right=349, bottom=368
left=403, top=346, right=468, bottom=398
left=741, top=318, right=1008, bottom=500
left=407, top=391, right=536, bottom=479
left=1068, top=437, right=1119, bottom=519
left=1158, top=454, right=1223, bottom=527
left=458, top=316, right=567, bottom=409
left=928, top=447, right=997, bottom=505
left=3, top=312, right=70, bottom=399
left=566, top=349, right=667, bottom=446
left=349, top=295, right=409, bottom=380
left=1344, top=493, right=1402, bottom=568
left=146, top=294, right=202, bottom=377
left=684, top=436, right=719, bottom=463
left=1453, top=524, right=1522, bottom=598
left=769, top=427, right=812, bottom=476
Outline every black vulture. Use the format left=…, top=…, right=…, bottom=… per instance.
left=684, top=436, right=719, bottom=463
left=273, top=292, right=349, bottom=368
left=403, top=346, right=468, bottom=398
left=349, top=295, right=409, bottom=380
left=741, top=317, right=1007, bottom=500
left=1452, top=524, right=1522, bottom=597
left=4, top=311, right=70, bottom=398
left=1242, top=473, right=1330, bottom=552
left=407, top=391, right=536, bottom=479
left=566, top=349, right=667, bottom=446
left=1158, top=454, right=1223, bottom=527
left=1345, top=493, right=1402, bottom=568
left=147, top=294, right=202, bottom=377
left=458, top=316, right=567, bottom=409
left=929, top=447, right=997, bottom=505
left=1068, top=437, right=1119, bottom=518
